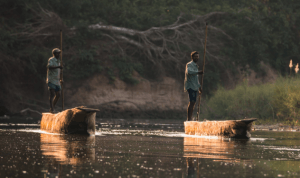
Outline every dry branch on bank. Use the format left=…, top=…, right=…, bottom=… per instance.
left=20, top=108, right=42, bottom=116
left=12, top=5, right=68, bottom=39
left=12, top=7, right=231, bottom=73
left=88, top=11, right=231, bottom=71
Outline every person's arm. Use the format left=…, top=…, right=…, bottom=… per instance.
left=199, top=87, right=202, bottom=94
left=47, top=59, right=63, bottom=70
left=187, top=63, right=198, bottom=75
left=49, top=66, right=62, bottom=70
left=198, top=70, right=203, bottom=75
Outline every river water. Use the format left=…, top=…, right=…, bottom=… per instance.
left=0, top=119, right=300, bottom=178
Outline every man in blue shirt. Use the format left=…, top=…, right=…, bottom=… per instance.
left=184, top=51, right=203, bottom=121
left=46, top=48, right=63, bottom=113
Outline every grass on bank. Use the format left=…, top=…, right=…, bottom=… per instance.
left=201, top=76, right=300, bottom=125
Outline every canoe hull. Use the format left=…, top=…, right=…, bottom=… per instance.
left=41, top=107, right=98, bottom=135
left=184, top=118, right=257, bottom=139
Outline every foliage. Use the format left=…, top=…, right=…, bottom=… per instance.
left=203, top=76, right=300, bottom=122
left=203, top=80, right=274, bottom=120
left=105, top=67, right=116, bottom=83
left=272, top=76, right=300, bottom=120
left=220, top=0, right=300, bottom=74
left=113, top=56, right=143, bottom=85
left=65, top=47, right=103, bottom=79
left=0, top=0, right=300, bottom=112
left=1, top=0, right=299, bottom=78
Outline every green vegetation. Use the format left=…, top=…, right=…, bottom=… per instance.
left=67, top=47, right=103, bottom=79
left=113, top=56, right=143, bottom=85
left=0, top=0, right=299, bottom=115
left=1, top=0, right=299, bottom=84
left=202, top=76, right=300, bottom=124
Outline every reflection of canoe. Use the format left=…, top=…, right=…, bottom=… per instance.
left=40, top=107, right=99, bottom=135
left=184, top=137, right=252, bottom=177
left=40, top=133, right=95, bottom=165
left=184, top=137, right=241, bottom=161
left=184, top=137, right=251, bottom=163
left=184, top=118, right=257, bottom=138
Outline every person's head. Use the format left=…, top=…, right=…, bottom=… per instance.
left=191, top=51, right=199, bottom=63
left=52, top=48, right=61, bottom=59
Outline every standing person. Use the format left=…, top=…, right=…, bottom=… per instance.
left=184, top=51, right=203, bottom=121
left=46, top=48, right=63, bottom=113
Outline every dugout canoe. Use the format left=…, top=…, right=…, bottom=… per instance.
left=40, top=106, right=99, bottom=135
left=184, top=118, right=257, bottom=139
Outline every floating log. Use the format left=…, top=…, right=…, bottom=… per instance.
left=40, top=107, right=99, bottom=135
left=184, top=118, right=257, bottom=139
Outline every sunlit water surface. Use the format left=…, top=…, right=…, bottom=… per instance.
left=0, top=119, right=300, bottom=178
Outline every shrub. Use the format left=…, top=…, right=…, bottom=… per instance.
left=113, top=56, right=143, bottom=85
left=272, top=77, right=300, bottom=120
left=65, top=48, right=103, bottom=79
left=203, top=76, right=300, bottom=122
left=203, top=81, right=274, bottom=120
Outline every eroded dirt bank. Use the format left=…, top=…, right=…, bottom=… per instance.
left=65, top=73, right=189, bottom=113
left=1, top=63, right=279, bottom=122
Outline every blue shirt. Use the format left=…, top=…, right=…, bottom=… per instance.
left=184, top=61, right=201, bottom=92
left=46, top=57, right=60, bottom=86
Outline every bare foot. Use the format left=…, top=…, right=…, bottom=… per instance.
left=49, top=108, right=55, bottom=113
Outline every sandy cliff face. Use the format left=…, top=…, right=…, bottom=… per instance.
left=65, top=73, right=188, bottom=112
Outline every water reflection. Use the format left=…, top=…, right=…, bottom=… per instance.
left=40, top=134, right=95, bottom=165
left=184, top=137, right=248, bottom=161
left=186, top=157, right=196, bottom=178
left=1, top=123, right=300, bottom=177
left=184, top=137, right=253, bottom=177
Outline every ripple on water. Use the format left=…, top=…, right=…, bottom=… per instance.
left=260, top=145, right=300, bottom=152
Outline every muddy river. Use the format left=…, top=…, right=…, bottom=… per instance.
left=0, top=119, right=299, bottom=177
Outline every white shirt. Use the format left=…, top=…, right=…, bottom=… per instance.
left=46, top=57, right=60, bottom=85
left=184, top=61, right=201, bottom=92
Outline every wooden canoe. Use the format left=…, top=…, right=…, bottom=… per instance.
left=40, top=106, right=99, bottom=135
left=184, top=118, right=257, bottom=139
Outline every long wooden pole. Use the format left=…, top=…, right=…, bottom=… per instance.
left=196, top=23, right=208, bottom=121
left=60, top=30, right=64, bottom=110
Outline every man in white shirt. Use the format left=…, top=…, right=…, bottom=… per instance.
left=46, top=48, right=63, bottom=113
left=184, top=51, right=203, bottom=121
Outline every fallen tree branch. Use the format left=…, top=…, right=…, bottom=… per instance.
left=12, top=4, right=67, bottom=39
left=12, top=6, right=232, bottom=78
left=88, top=11, right=230, bottom=65
left=19, top=101, right=48, bottom=111
left=20, top=108, right=42, bottom=116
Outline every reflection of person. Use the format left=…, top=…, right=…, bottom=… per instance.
left=186, top=158, right=196, bottom=177
left=184, top=51, right=203, bottom=121
left=46, top=48, right=63, bottom=113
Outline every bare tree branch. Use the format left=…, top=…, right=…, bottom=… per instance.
left=20, top=108, right=42, bottom=116
left=12, top=7, right=232, bottom=76
left=12, top=5, right=67, bottom=39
